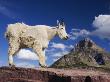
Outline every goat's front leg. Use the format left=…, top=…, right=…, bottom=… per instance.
left=33, top=45, right=47, bottom=68
left=38, top=50, right=47, bottom=67
left=39, top=49, right=47, bottom=67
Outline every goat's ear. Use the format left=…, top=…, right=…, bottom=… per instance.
left=62, top=21, right=65, bottom=26
left=57, top=20, right=59, bottom=25
left=60, top=19, right=65, bottom=26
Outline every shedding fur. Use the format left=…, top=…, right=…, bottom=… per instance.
left=5, top=21, right=68, bottom=67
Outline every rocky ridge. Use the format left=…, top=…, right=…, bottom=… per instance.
left=51, top=38, right=110, bottom=69
left=0, top=66, right=110, bottom=82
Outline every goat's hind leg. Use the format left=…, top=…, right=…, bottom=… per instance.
left=8, top=40, right=20, bottom=67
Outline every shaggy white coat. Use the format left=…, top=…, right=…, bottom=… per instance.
left=5, top=22, right=68, bottom=67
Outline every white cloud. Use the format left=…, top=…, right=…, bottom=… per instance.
left=16, top=49, right=38, bottom=60
left=0, top=1, right=19, bottom=19
left=0, top=61, right=5, bottom=66
left=50, top=42, right=73, bottom=50
left=45, top=48, right=55, bottom=52
left=92, top=15, right=110, bottom=39
left=46, top=43, right=73, bottom=62
left=47, top=42, right=71, bottom=62
left=69, top=28, right=90, bottom=40
left=0, top=3, right=15, bottom=18
left=16, top=62, right=36, bottom=68
left=52, top=51, right=69, bottom=58
left=53, top=58, right=60, bottom=62
left=52, top=51, right=69, bottom=62
left=67, top=45, right=74, bottom=49
left=69, top=15, right=110, bottom=40
left=52, top=52, right=63, bottom=57
left=51, top=42, right=67, bottom=50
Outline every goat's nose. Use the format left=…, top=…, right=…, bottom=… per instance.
left=66, top=36, right=69, bottom=39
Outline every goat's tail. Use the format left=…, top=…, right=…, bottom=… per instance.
left=4, top=25, right=11, bottom=39
left=5, top=31, right=8, bottom=38
left=4, top=30, right=10, bottom=40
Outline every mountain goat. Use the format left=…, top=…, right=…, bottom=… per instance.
left=5, top=20, right=69, bottom=67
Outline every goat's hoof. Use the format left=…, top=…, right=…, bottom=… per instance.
left=9, top=64, right=16, bottom=68
left=39, top=63, right=47, bottom=68
left=41, top=65, right=47, bottom=68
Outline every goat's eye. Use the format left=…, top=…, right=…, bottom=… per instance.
left=61, top=28, right=63, bottom=29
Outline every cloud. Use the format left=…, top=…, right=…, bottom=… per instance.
left=52, top=50, right=70, bottom=62
left=53, top=58, right=60, bottom=62
left=0, top=4, right=14, bottom=18
left=52, top=52, right=64, bottom=57
left=69, top=28, right=90, bottom=40
left=50, top=42, right=74, bottom=50
left=92, top=15, right=110, bottom=39
left=0, top=2, right=19, bottom=19
left=16, top=62, right=36, bottom=68
left=52, top=51, right=69, bottom=59
left=69, top=15, right=110, bottom=40
left=0, top=61, right=5, bottom=66
left=16, top=49, right=38, bottom=60
left=51, top=42, right=67, bottom=50
left=67, top=45, right=74, bottom=49
left=45, top=48, right=55, bottom=52
left=52, top=51, right=69, bottom=62
left=47, top=42, right=72, bottom=62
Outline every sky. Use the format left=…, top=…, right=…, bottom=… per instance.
left=0, top=0, right=110, bottom=68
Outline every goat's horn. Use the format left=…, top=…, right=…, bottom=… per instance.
left=57, top=20, right=59, bottom=24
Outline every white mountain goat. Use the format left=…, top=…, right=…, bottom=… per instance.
left=5, top=20, right=69, bottom=67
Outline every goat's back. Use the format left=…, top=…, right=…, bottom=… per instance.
left=5, top=23, right=28, bottom=39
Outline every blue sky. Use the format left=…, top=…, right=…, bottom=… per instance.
left=0, top=0, right=110, bottom=67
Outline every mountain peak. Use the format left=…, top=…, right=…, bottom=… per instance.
left=72, top=38, right=103, bottom=52
left=75, top=38, right=94, bottom=49
left=51, top=38, right=110, bottom=69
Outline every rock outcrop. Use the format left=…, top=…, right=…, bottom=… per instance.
left=51, top=38, right=110, bottom=69
left=0, top=66, right=110, bottom=82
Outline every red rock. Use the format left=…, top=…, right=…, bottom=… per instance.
left=0, top=66, right=110, bottom=82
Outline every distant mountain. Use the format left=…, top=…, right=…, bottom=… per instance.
left=51, top=38, right=110, bottom=69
